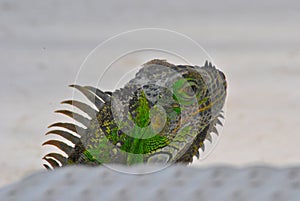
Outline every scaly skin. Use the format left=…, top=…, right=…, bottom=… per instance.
left=43, top=59, right=227, bottom=168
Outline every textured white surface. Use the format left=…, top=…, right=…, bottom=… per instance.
left=1, top=165, right=300, bottom=201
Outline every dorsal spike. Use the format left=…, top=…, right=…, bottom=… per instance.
left=206, top=133, right=213, bottom=143
left=46, top=130, right=80, bottom=144
left=61, top=100, right=97, bottom=118
left=204, top=60, right=209, bottom=67
left=200, top=143, right=205, bottom=152
left=42, top=140, right=73, bottom=155
left=211, top=126, right=219, bottom=135
left=55, top=110, right=91, bottom=127
left=219, top=113, right=224, bottom=119
left=43, top=157, right=60, bottom=168
left=195, top=150, right=200, bottom=159
left=48, top=122, right=86, bottom=136
left=69, top=85, right=104, bottom=110
left=216, top=118, right=223, bottom=126
left=84, top=86, right=111, bottom=102
left=43, top=153, right=68, bottom=165
left=43, top=163, right=51, bottom=170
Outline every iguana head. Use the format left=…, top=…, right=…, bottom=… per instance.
left=112, top=59, right=226, bottom=131
left=107, top=59, right=227, bottom=163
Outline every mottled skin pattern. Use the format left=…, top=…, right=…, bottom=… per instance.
left=43, top=59, right=227, bottom=169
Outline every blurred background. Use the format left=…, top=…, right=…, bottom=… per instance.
left=0, top=0, right=299, bottom=187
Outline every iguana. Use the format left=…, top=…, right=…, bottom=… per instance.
left=42, top=59, right=227, bottom=169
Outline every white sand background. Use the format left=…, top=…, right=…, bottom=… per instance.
left=0, top=0, right=300, bottom=188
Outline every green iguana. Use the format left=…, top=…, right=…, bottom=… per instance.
left=43, top=59, right=227, bottom=168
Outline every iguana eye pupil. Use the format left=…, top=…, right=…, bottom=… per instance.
left=191, top=85, right=198, bottom=93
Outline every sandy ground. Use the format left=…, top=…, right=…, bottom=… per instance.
left=0, top=0, right=300, bottom=187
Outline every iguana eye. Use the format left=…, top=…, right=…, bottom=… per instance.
left=182, top=82, right=198, bottom=97
left=172, top=78, right=199, bottom=105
